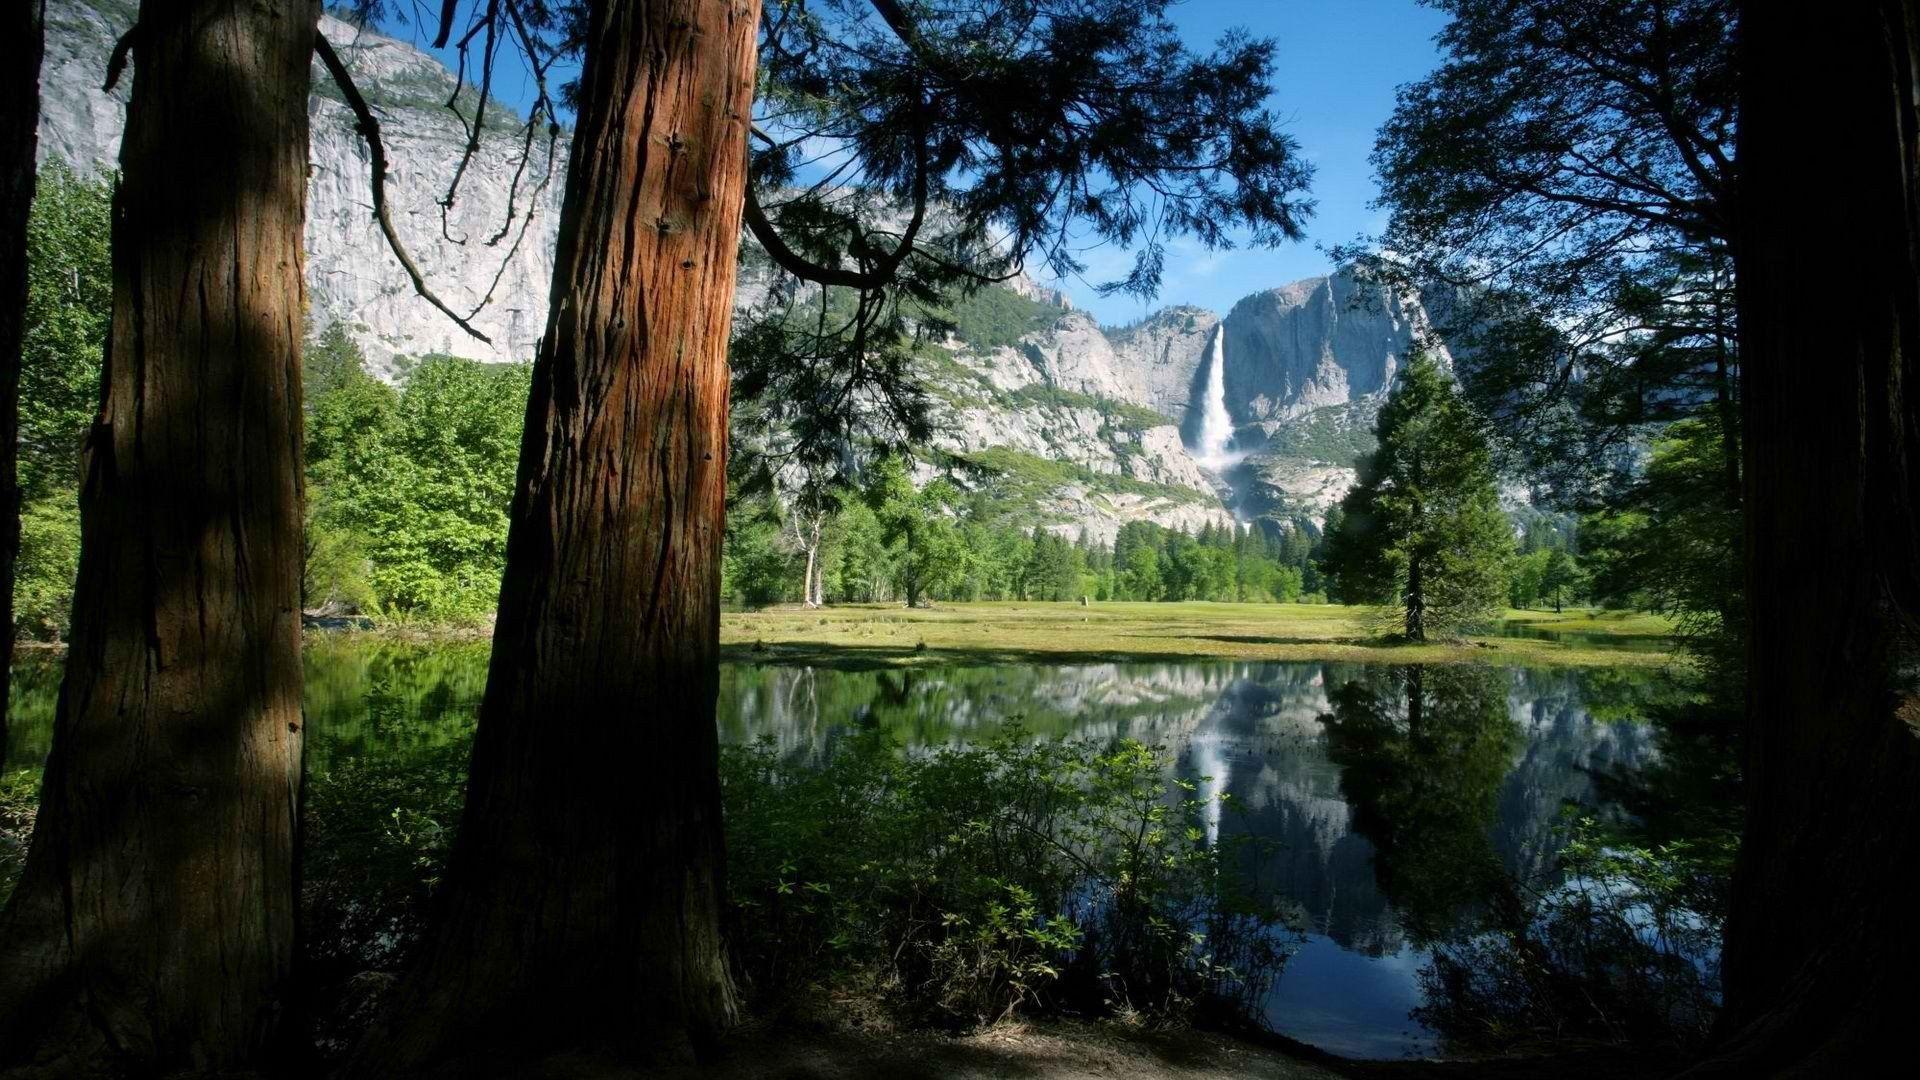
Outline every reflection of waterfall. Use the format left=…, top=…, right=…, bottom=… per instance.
left=1193, top=726, right=1232, bottom=846
left=1193, top=324, right=1242, bottom=472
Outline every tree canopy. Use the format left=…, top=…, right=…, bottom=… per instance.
left=1322, top=351, right=1512, bottom=639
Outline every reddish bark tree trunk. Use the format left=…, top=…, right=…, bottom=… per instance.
left=1696, top=2, right=1920, bottom=1073
left=0, top=0, right=314, bottom=1071
left=0, top=0, right=44, bottom=776
left=350, top=0, right=759, bottom=1073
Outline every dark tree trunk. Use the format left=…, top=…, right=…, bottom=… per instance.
left=349, top=0, right=759, bottom=1073
left=0, top=0, right=314, bottom=1072
left=1695, top=3, right=1920, bottom=1073
left=0, top=0, right=45, bottom=775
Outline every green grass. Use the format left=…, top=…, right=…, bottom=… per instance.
left=722, top=602, right=1680, bottom=670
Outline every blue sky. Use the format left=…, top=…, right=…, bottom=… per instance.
left=380, top=1, right=1449, bottom=324
left=1079, top=1, right=1450, bottom=323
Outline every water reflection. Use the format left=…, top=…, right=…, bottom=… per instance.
left=718, top=658, right=1661, bottom=1057
left=6, top=646, right=1666, bottom=1060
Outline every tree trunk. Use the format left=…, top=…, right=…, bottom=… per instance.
left=802, top=523, right=819, bottom=608
left=1404, top=551, right=1425, bottom=641
left=0, top=0, right=313, bottom=1071
left=1694, top=3, right=1920, bottom=1073
left=808, top=516, right=825, bottom=606
left=348, top=1, right=759, bottom=1073
left=0, top=0, right=44, bottom=776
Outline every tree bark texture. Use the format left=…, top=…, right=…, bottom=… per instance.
left=0, top=0, right=313, bottom=1072
left=0, top=0, right=45, bottom=775
left=1701, top=2, right=1920, bottom=1073
left=349, top=0, right=760, bottom=1073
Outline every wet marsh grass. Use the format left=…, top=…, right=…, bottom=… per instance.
left=719, top=602, right=1677, bottom=670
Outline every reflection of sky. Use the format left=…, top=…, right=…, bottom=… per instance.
left=1265, top=935, right=1433, bottom=1059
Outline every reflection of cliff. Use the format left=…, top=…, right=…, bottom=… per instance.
left=717, top=660, right=1663, bottom=959
left=1495, top=669, right=1658, bottom=885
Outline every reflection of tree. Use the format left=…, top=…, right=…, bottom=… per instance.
left=1319, top=664, right=1520, bottom=941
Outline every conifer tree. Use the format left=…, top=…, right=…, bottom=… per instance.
left=1322, top=351, right=1512, bottom=639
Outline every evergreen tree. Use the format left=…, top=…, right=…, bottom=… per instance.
left=1538, top=548, right=1581, bottom=613
left=1322, top=352, right=1512, bottom=639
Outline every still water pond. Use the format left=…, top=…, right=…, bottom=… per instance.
left=6, top=642, right=1667, bottom=1059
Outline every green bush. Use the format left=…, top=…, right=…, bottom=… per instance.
left=0, top=768, right=40, bottom=906
left=720, top=730, right=1296, bottom=1027
left=13, top=496, right=81, bottom=640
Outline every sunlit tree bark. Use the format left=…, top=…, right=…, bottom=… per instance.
left=349, top=0, right=759, bottom=1073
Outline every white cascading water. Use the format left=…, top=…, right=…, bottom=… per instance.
left=1194, top=323, right=1240, bottom=472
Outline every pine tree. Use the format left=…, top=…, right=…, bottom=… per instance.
left=1322, top=351, right=1512, bottom=639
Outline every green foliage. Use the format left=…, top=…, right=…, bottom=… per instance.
left=1580, top=418, right=1741, bottom=678
left=723, top=494, right=802, bottom=608
left=274, top=703, right=1297, bottom=1034
left=724, top=463, right=1317, bottom=609
left=1322, top=353, right=1513, bottom=639
left=937, top=285, right=1060, bottom=350
left=305, top=320, right=370, bottom=413
left=1260, top=403, right=1378, bottom=465
left=0, top=767, right=40, bottom=908
left=959, top=447, right=1209, bottom=515
left=13, top=499, right=82, bottom=640
left=18, top=160, right=110, bottom=503
left=303, top=740, right=469, bottom=977
left=720, top=730, right=1294, bottom=1026
left=307, top=345, right=531, bottom=621
left=12, top=161, right=110, bottom=641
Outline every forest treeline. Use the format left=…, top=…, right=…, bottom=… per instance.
left=13, top=161, right=1600, bottom=630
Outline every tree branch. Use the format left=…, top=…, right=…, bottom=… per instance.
left=431, top=0, right=459, bottom=48
left=744, top=119, right=929, bottom=291
left=315, top=31, right=492, bottom=344
left=103, top=25, right=139, bottom=92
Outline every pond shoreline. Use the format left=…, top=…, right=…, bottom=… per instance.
left=717, top=603, right=1676, bottom=670
left=15, top=603, right=1679, bottom=670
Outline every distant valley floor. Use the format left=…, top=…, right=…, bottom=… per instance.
left=719, top=602, right=1677, bottom=670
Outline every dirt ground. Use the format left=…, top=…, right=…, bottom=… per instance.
left=638, top=1019, right=1347, bottom=1080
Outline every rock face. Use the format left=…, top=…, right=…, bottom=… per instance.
left=36, top=0, right=1455, bottom=541
left=40, top=0, right=563, bottom=371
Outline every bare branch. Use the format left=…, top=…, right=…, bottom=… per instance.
left=315, top=31, right=492, bottom=345
left=744, top=116, right=929, bottom=291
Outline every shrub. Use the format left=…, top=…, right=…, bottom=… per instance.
left=720, top=729, right=1297, bottom=1027
left=0, top=768, right=41, bottom=906
left=13, top=496, right=81, bottom=640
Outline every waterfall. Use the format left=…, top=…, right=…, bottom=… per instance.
left=1194, top=323, right=1240, bottom=472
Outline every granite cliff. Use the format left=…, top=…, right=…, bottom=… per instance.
left=36, top=0, right=1455, bottom=543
